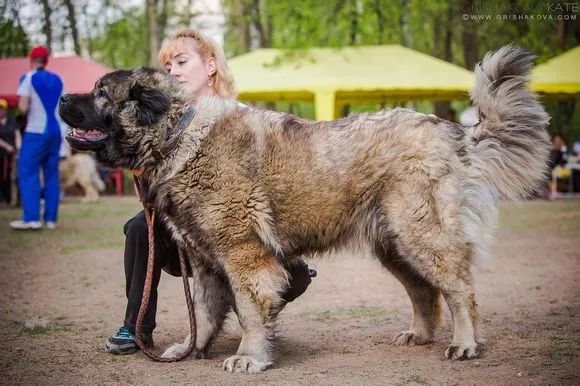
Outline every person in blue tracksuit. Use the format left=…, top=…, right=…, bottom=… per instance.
left=10, top=46, right=66, bottom=230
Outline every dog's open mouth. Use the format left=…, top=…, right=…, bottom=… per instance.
left=67, top=128, right=108, bottom=142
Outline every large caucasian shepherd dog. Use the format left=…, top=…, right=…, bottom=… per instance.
left=59, top=46, right=550, bottom=373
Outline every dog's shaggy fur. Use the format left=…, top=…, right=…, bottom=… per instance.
left=59, top=46, right=550, bottom=373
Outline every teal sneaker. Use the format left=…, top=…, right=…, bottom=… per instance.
left=105, top=326, right=154, bottom=355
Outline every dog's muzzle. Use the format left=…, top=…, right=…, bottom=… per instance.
left=59, top=95, right=109, bottom=151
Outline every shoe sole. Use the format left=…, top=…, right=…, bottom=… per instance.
left=11, top=227, right=42, bottom=231
left=105, top=340, right=139, bottom=355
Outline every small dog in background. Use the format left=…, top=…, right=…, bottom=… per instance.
left=59, top=153, right=105, bottom=202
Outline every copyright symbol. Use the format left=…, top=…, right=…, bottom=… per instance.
left=462, top=14, right=469, bottom=20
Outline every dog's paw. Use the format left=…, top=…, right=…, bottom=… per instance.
left=161, top=345, right=207, bottom=359
left=161, top=343, right=183, bottom=359
left=444, top=342, right=478, bottom=360
left=222, top=355, right=270, bottom=373
left=161, top=347, right=207, bottom=359
left=161, top=334, right=208, bottom=359
left=392, top=330, right=433, bottom=346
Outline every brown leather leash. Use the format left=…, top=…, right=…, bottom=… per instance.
left=133, top=176, right=197, bottom=362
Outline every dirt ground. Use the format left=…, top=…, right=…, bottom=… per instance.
left=0, top=197, right=579, bottom=385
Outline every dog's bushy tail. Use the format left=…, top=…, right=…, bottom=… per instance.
left=469, top=45, right=550, bottom=200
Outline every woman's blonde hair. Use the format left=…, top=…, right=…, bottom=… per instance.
left=158, top=29, right=236, bottom=98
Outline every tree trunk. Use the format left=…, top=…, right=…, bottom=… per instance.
left=146, top=0, right=159, bottom=67
left=434, top=3, right=454, bottom=119
left=40, top=0, right=53, bottom=51
left=83, top=6, right=94, bottom=57
left=433, top=13, right=442, bottom=57
left=400, top=0, right=413, bottom=48
left=461, top=0, right=478, bottom=70
left=557, top=5, right=578, bottom=49
left=62, top=0, right=81, bottom=55
left=232, top=0, right=251, bottom=53
left=10, top=1, right=22, bottom=28
left=158, top=0, right=169, bottom=46
left=443, top=4, right=453, bottom=61
left=251, top=0, right=272, bottom=48
left=373, top=0, right=385, bottom=44
left=349, top=0, right=360, bottom=45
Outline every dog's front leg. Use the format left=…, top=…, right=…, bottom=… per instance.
left=221, top=241, right=288, bottom=374
left=162, top=260, right=233, bottom=359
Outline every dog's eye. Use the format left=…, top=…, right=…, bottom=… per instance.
left=96, top=89, right=106, bottom=98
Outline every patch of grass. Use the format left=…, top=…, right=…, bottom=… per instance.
left=517, top=330, right=532, bottom=339
left=396, top=375, right=429, bottom=385
left=107, top=354, right=132, bottom=362
left=63, top=240, right=124, bottom=254
left=499, top=199, right=580, bottom=234
left=0, top=197, right=141, bottom=257
left=20, top=324, right=77, bottom=336
left=538, top=334, right=580, bottom=360
left=304, top=306, right=399, bottom=322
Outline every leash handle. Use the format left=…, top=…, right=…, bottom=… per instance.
left=133, top=176, right=197, bottom=362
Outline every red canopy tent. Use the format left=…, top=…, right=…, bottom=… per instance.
left=0, top=55, right=112, bottom=107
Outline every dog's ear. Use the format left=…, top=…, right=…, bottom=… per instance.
left=129, top=84, right=171, bottom=126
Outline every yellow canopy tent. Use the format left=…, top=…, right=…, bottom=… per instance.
left=229, top=45, right=474, bottom=120
left=531, top=46, right=580, bottom=98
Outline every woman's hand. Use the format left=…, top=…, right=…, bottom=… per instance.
left=0, top=139, right=15, bottom=154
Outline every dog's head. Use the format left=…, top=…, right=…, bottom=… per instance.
left=59, top=68, right=189, bottom=169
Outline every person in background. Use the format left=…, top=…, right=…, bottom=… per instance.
left=10, top=46, right=66, bottom=230
left=570, top=140, right=580, bottom=193
left=548, top=133, right=570, bottom=195
left=549, top=133, right=568, bottom=169
left=0, top=98, right=17, bottom=205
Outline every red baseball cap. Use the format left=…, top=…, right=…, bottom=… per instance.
left=29, top=46, right=50, bottom=61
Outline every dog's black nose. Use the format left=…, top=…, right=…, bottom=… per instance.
left=60, top=95, right=71, bottom=104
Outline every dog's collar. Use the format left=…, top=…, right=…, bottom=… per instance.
left=157, top=106, right=196, bottom=158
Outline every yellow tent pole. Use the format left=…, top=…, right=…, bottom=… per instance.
left=314, top=91, right=336, bottom=121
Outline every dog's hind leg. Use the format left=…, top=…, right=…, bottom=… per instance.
left=390, top=244, right=479, bottom=359
left=438, top=274, right=479, bottom=359
left=374, top=241, right=442, bottom=346
left=381, top=181, right=480, bottom=359
left=162, top=262, right=233, bottom=359
left=221, top=241, right=288, bottom=373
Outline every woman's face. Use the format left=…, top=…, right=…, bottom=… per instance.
left=164, top=39, right=216, bottom=100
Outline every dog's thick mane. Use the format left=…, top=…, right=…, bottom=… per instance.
left=143, top=95, right=240, bottom=189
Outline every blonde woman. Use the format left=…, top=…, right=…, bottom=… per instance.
left=106, top=29, right=315, bottom=355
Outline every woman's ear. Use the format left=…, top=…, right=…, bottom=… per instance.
left=207, top=57, right=217, bottom=77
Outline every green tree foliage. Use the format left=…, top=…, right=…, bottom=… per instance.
left=0, top=17, right=30, bottom=58
left=89, top=7, right=148, bottom=69
left=222, top=0, right=579, bottom=137
left=224, top=0, right=577, bottom=65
